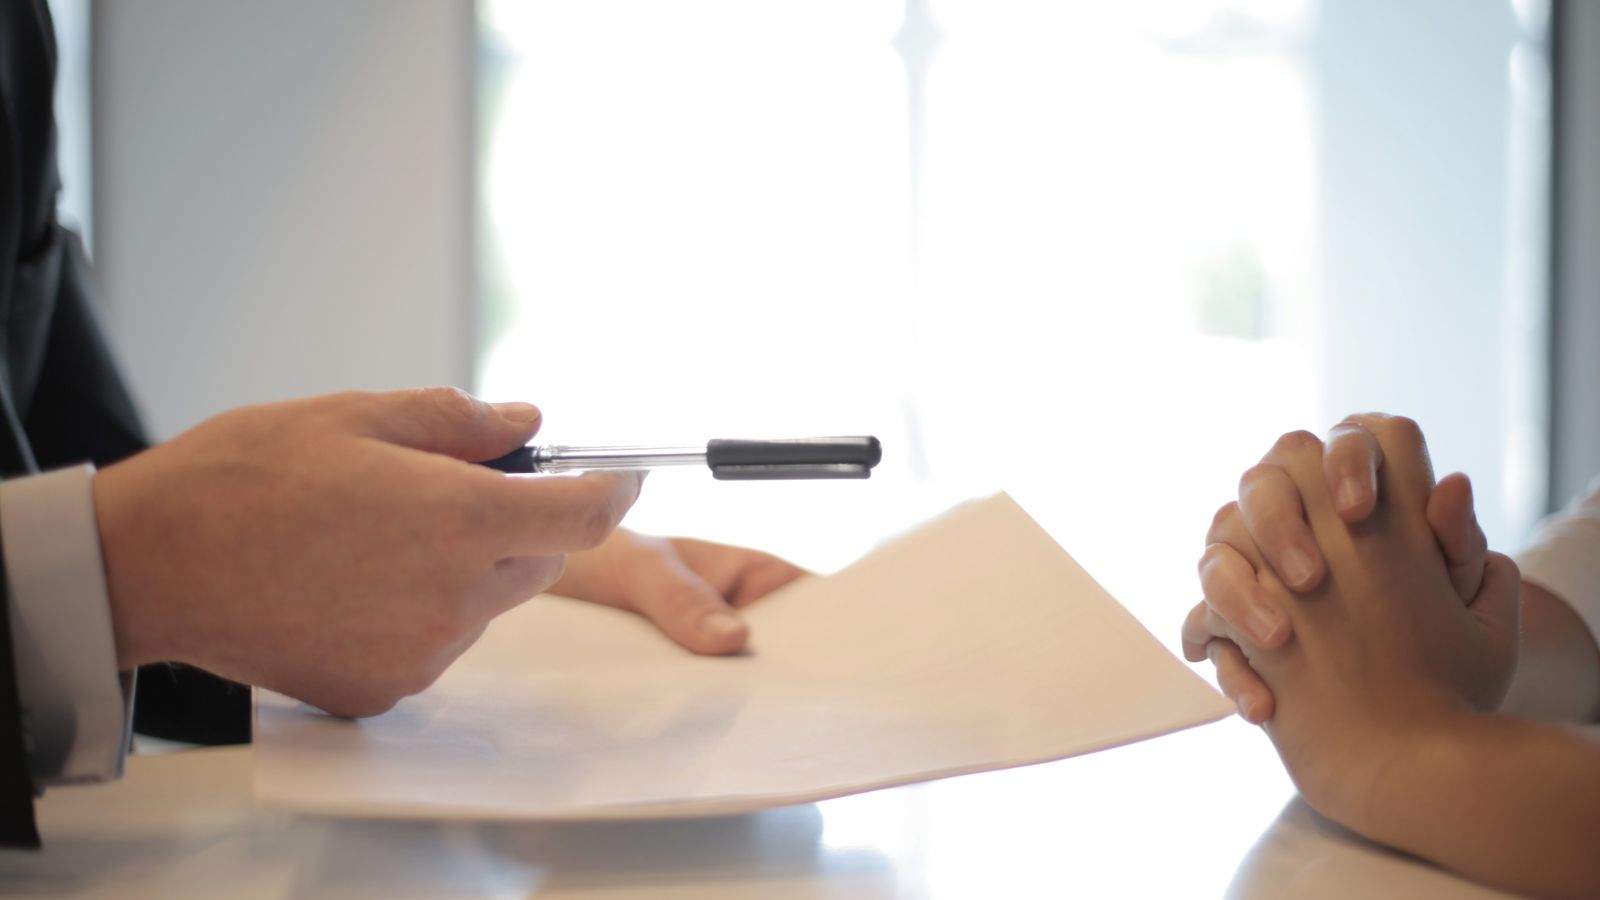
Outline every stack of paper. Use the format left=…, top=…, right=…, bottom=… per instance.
left=253, top=493, right=1230, bottom=819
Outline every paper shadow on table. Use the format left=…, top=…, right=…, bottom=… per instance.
left=286, top=803, right=898, bottom=898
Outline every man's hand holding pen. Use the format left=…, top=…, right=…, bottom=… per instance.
left=93, top=388, right=805, bottom=718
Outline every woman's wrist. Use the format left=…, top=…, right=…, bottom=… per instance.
left=1337, top=709, right=1482, bottom=845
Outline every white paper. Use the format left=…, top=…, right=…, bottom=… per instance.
left=253, top=493, right=1232, bottom=820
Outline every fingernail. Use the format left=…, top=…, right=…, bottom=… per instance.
left=493, top=402, right=540, bottom=423
left=1281, top=546, right=1315, bottom=588
left=1237, top=696, right=1257, bottom=722
left=1247, top=605, right=1282, bottom=645
left=1336, top=477, right=1363, bottom=513
left=699, top=610, right=745, bottom=641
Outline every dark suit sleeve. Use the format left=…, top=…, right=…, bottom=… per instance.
left=0, top=533, right=42, bottom=848
left=22, top=233, right=250, bottom=747
left=0, top=0, right=244, bottom=773
left=0, top=0, right=46, bottom=852
left=20, top=230, right=145, bottom=470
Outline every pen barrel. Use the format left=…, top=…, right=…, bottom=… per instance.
left=534, top=445, right=706, bottom=473
left=480, top=436, right=883, bottom=479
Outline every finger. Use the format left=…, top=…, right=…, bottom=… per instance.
left=665, top=538, right=809, bottom=608
left=1467, top=551, right=1522, bottom=709
left=489, top=471, right=645, bottom=556
left=346, top=387, right=543, bottom=462
left=1260, top=428, right=1346, bottom=544
left=1198, top=542, right=1291, bottom=648
left=1205, top=501, right=1268, bottom=572
left=727, top=559, right=809, bottom=608
left=1237, top=462, right=1325, bottom=592
left=1323, top=419, right=1384, bottom=522
left=1207, top=640, right=1276, bottom=724
left=1468, top=551, right=1521, bottom=630
left=1182, top=600, right=1241, bottom=661
left=1338, top=413, right=1435, bottom=511
left=483, top=554, right=569, bottom=617
left=619, top=551, right=751, bottom=655
left=1428, top=472, right=1487, bottom=602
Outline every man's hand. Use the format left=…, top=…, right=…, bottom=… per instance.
left=94, top=388, right=642, bottom=718
left=553, top=531, right=808, bottom=655
left=1182, top=414, right=1490, bottom=722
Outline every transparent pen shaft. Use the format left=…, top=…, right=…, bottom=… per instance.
left=533, top=445, right=706, bottom=473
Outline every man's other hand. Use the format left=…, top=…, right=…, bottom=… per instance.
left=554, top=530, right=809, bottom=655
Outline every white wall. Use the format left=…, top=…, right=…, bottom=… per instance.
left=47, top=0, right=92, bottom=243
left=1311, top=0, right=1546, bottom=545
left=93, top=0, right=474, bottom=440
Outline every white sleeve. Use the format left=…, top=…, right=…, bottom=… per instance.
left=0, top=465, right=132, bottom=786
left=1515, top=475, right=1600, bottom=652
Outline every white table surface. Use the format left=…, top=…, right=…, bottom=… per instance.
left=0, top=718, right=1518, bottom=899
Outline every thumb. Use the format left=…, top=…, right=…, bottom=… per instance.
left=1465, top=547, right=1516, bottom=624
left=1469, top=550, right=1521, bottom=646
left=622, top=551, right=752, bottom=656
left=1467, top=550, right=1521, bottom=710
left=1428, top=472, right=1487, bottom=603
left=350, top=387, right=542, bottom=461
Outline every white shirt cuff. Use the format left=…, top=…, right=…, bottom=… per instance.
left=1516, top=475, right=1600, bottom=653
left=1, top=464, right=132, bottom=785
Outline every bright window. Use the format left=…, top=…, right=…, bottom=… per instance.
left=477, top=1, right=1548, bottom=889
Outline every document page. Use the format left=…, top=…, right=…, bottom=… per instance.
left=253, top=493, right=1232, bottom=819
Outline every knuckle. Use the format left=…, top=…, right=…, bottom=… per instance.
left=1488, top=550, right=1520, bottom=580
left=1197, top=541, right=1231, bottom=577
left=1236, top=463, right=1282, bottom=498
left=1382, top=414, right=1424, bottom=446
left=421, top=386, right=482, bottom=423
left=1197, top=564, right=1249, bottom=621
left=1208, top=501, right=1241, bottom=536
left=1324, top=426, right=1376, bottom=468
left=1236, top=463, right=1266, bottom=490
left=1271, top=429, right=1323, bottom=457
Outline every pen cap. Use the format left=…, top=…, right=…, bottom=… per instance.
left=706, top=437, right=882, bottom=480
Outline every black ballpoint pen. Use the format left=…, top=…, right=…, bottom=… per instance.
left=480, top=436, right=883, bottom=480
